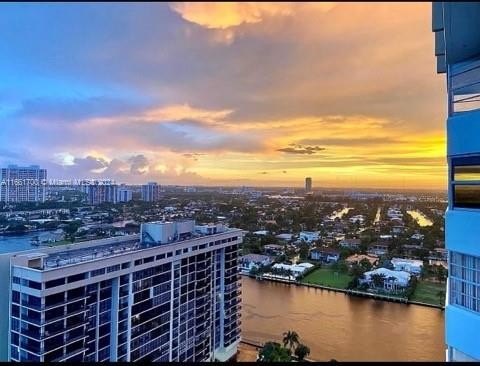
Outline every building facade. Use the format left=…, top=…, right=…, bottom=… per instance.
left=116, top=186, right=133, bottom=203
left=0, top=165, right=47, bottom=203
left=141, top=182, right=160, bottom=202
left=5, top=221, right=242, bottom=362
left=305, top=177, right=312, bottom=193
left=81, top=182, right=118, bottom=205
left=433, top=2, right=480, bottom=361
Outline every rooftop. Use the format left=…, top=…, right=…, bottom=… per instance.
left=12, top=222, right=241, bottom=270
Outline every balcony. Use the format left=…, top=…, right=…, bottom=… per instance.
left=50, top=347, right=87, bottom=362
left=448, top=57, right=480, bottom=115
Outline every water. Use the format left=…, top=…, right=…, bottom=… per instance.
left=329, top=207, right=353, bottom=220
left=374, top=207, right=381, bottom=224
left=241, top=277, right=444, bottom=361
left=0, top=232, right=46, bottom=254
left=407, top=210, right=433, bottom=227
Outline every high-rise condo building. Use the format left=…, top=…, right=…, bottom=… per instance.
left=433, top=2, right=480, bottom=361
left=141, top=182, right=160, bottom=202
left=1, top=220, right=243, bottom=362
left=0, top=165, right=47, bottom=203
left=116, top=185, right=133, bottom=203
left=81, top=182, right=118, bottom=205
left=305, top=177, right=312, bottom=193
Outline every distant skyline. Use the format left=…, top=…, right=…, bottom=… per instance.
left=0, top=2, right=446, bottom=189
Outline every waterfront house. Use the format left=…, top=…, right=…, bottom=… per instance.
left=239, top=254, right=272, bottom=274
left=310, top=248, right=340, bottom=263
left=360, top=268, right=411, bottom=292
left=272, top=262, right=314, bottom=278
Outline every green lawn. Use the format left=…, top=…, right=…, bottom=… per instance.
left=410, top=281, right=446, bottom=306
left=301, top=267, right=352, bottom=289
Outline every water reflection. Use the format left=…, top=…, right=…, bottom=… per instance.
left=407, top=210, right=433, bottom=227
left=241, top=277, right=444, bottom=361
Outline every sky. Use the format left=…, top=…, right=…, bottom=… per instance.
left=0, top=2, right=447, bottom=189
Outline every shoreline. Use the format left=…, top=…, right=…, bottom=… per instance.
left=242, top=273, right=445, bottom=310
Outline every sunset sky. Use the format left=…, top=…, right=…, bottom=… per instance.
left=0, top=2, right=447, bottom=189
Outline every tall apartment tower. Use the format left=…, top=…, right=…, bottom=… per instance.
left=0, top=165, right=47, bottom=203
left=80, top=182, right=118, bottom=205
left=1, top=220, right=243, bottom=362
left=305, top=177, right=312, bottom=193
left=141, top=182, right=160, bottom=202
left=433, top=3, right=480, bottom=361
left=116, top=185, right=133, bottom=203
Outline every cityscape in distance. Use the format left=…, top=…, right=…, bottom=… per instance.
left=0, top=1, right=479, bottom=363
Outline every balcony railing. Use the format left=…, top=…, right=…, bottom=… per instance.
left=448, top=57, right=480, bottom=115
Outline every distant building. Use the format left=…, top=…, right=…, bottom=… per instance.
left=263, top=244, right=284, bottom=256
left=276, top=233, right=293, bottom=242
left=391, top=258, right=423, bottom=275
left=252, top=230, right=269, bottom=236
left=116, top=185, right=133, bottom=202
left=305, top=177, right=312, bottom=193
left=141, top=182, right=160, bottom=202
left=349, top=215, right=365, bottom=224
left=81, top=182, right=118, bottom=205
left=367, top=241, right=390, bottom=256
left=239, top=254, right=272, bottom=273
left=0, top=165, right=47, bottom=202
left=345, top=254, right=379, bottom=267
left=339, top=238, right=361, bottom=250
left=310, top=248, right=340, bottom=263
left=299, top=231, right=320, bottom=243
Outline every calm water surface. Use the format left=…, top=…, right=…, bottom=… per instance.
left=241, top=276, right=444, bottom=361
left=0, top=232, right=44, bottom=253
left=407, top=210, right=433, bottom=227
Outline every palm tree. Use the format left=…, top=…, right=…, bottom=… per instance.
left=258, top=342, right=291, bottom=362
left=282, top=330, right=300, bottom=352
left=294, top=343, right=311, bottom=361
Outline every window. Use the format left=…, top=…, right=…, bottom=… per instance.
left=107, top=264, right=121, bottom=273
left=452, top=156, right=480, bottom=208
left=135, top=259, right=143, bottom=266
left=156, top=254, right=165, bottom=260
left=90, top=268, right=105, bottom=277
left=450, top=251, right=480, bottom=313
left=67, top=272, right=86, bottom=283
left=144, top=256, right=154, bottom=264
left=121, top=262, right=130, bottom=269
left=46, top=278, right=65, bottom=289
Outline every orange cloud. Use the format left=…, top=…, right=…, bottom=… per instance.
left=170, top=2, right=335, bottom=29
